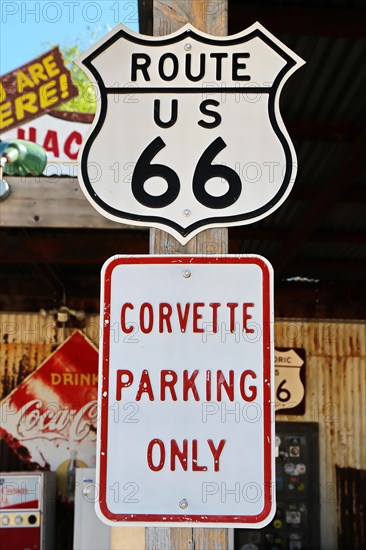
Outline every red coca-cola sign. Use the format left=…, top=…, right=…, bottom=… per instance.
left=0, top=331, right=98, bottom=480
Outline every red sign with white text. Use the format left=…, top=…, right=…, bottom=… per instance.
left=0, top=331, right=98, bottom=487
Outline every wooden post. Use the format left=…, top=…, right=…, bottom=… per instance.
left=148, top=1, right=229, bottom=548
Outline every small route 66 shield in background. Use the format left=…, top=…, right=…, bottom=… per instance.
left=76, top=23, right=305, bottom=244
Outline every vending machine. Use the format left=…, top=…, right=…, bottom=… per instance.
left=73, top=468, right=110, bottom=550
left=235, top=422, right=320, bottom=549
left=0, top=471, right=56, bottom=550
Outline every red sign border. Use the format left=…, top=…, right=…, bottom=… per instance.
left=98, top=255, right=274, bottom=525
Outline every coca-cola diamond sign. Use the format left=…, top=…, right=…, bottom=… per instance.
left=0, top=331, right=98, bottom=478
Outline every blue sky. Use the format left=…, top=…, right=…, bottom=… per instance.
left=0, top=0, right=139, bottom=75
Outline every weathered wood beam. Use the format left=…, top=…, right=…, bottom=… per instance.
left=0, top=177, right=140, bottom=229
left=1, top=170, right=363, bottom=231
left=140, top=1, right=366, bottom=39
left=138, top=0, right=153, bottom=35
left=147, top=2, right=228, bottom=549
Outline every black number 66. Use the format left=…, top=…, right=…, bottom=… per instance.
left=131, top=137, right=242, bottom=209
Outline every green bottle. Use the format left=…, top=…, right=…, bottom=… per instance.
left=0, top=139, right=47, bottom=176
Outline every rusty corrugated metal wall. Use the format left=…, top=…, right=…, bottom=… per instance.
left=1, top=314, right=365, bottom=549
left=0, top=313, right=100, bottom=398
left=0, top=313, right=55, bottom=399
left=275, top=319, right=366, bottom=550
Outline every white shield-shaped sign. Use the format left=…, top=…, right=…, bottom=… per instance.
left=76, top=23, right=304, bottom=244
left=275, top=348, right=305, bottom=412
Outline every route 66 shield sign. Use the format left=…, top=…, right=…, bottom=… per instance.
left=76, top=23, right=304, bottom=244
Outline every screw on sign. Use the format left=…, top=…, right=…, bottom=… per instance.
left=76, top=23, right=305, bottom=244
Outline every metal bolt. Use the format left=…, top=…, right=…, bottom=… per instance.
left=183, top=270, right=191, bottom=278
left=184, top=43, right=192, bottom=51
left=183, top=209, right=191, bottom=217
left=179, top=499, right=188, bottom=509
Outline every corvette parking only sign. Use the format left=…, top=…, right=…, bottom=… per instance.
left=76, top=23, right=304, bottom=243
left=97, top=255, right=275, bottom=527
